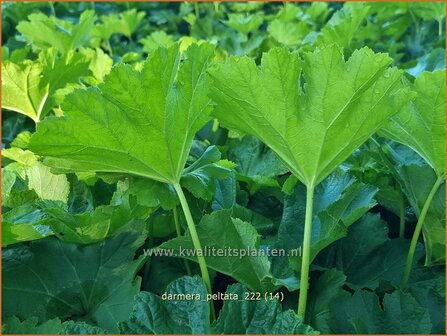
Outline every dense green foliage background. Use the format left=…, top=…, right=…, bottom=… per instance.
left=2, top=1, right=446, bottom=334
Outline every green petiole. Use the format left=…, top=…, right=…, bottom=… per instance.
left=173, top=183, right=215, bottom=320
left=401, top=174, right=444, bottom=289
left=297, top=184, right=315, bottom=318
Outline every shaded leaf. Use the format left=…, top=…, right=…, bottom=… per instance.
left=2, top=222, right=147, bottom=332
left=276, top=170, right=377, bottom=270
left=329, top=290, right=432, bottom=334
left=214, top=283, right=317, bottom=334
left=158, top=209, right=276, bottom=292
left=181, top=146, right=234, bottom=201
left=120, top=276, right=209, bottom=334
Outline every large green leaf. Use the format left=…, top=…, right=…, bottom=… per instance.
left=214, top=283, right=317, bottom=334
left=2, top=222, right=147, bottom=332
left=380, top=70, right=446, bottom=176
left=120, top=276, right=210, bottom=334
left=30, top=44, right=214, bottom=184
left=157, top=210, right=275, bottom=292
left=209, top=45, right=406, bottom=187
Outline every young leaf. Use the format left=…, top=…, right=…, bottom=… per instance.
left=181, top=145, right=234, bottom=201
left=10, top=130, right=32, bottom=149
left=79, top=47, right=113, bottom=83
left=209, top=45, right=406, bottom=187
left=94, top=14, right=121, bottom=41
left=2, top=168, right=16, bottom=203
left=2, top=147, right=38, bottom=167
left=29, top=43, right=214, bottom=184
left=268, top=20, right=310, bottom=47
left=380, top=70, right=446, bottom=177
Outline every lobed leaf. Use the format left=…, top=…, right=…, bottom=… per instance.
left=380, top=70, right=446, bottom=176
left=209, top=44, right=407, bottom=187
left=30, top=44, right=215, bottom=184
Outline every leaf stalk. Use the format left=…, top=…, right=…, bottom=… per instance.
left=401, top=174, right=444, bottom=289
left=297, top=184, right=315, bottom=318
left=173, top=183, right=215, bottom=320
